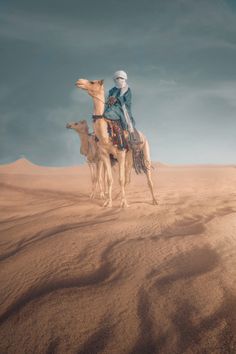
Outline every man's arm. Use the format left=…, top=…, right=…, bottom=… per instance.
left=117, top=89, right=131, bottom=107
left=107, top=87, right=121, bottom=105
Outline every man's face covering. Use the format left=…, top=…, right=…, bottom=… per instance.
left=114, top=77, right=126, bottom=89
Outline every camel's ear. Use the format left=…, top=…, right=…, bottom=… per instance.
left=99, top=79, right=104, bottom=86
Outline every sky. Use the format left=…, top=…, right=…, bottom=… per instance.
left=0, top=0, right=236, bottom=166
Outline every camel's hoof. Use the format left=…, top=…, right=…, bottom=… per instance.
left=120, top=200, right=129, bottom=208
left=152, top=198, right=158, bottom=205
left=125, top=178, right=131, bottom=185
left=90, top=193, right=95, bottom=199
left=103, top=200, right=112, bottom=208
left=99, top=192, right=105, bottom=200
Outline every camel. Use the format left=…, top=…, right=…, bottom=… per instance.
left=66, top=120, right=106, bottom=199
left=75, top=78, right=158, bottom=207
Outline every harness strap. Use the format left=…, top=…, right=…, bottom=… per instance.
left=92, top=114, right=104, bottom=122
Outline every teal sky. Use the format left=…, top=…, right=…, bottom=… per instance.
left=0, top=0, right=236, bottom=165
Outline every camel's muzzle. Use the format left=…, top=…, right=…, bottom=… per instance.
left=75, top=81, right=85, bottom=89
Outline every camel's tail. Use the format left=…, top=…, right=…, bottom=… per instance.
left=132, top=149, right=150, bottom=174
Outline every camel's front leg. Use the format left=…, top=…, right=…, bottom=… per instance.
left=97, top=160, right=105, bottom=199
left=88, top=162, right=97, bottom=199
left=117, top=151, right=129, bottom=208
left=101, top=153, right=113, bottom=207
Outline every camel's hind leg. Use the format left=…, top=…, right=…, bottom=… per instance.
left=117, top=150, right=129, bottom=208
left=103, top=161, right=109, bottom=197
left=142, top=141, right=158, bottom=205
left=125, top=150, right=133, bottom=186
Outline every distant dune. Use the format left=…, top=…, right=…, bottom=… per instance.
left=0, top=158, right=87, bottom=175
left=0, top=159, right=236, bottom=353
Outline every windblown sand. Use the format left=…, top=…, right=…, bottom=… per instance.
left=0, top=158, right=236, bottom=354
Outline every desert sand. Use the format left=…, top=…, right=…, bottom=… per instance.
left=0, top=158, right=236, bottom=354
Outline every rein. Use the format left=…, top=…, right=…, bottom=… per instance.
left=89, top=92, right=106, bottom=122
left=90, top=93, right=106, bottom=105
left=89, top=91, right=120, bottom=122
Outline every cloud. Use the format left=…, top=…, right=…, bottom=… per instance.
left=1, top=0, right=236, bottom=52
left=0, top=0, right=236, bottom=164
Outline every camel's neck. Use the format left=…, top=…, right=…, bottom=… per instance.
left=91, top=91, right=105, bottom=115
left=77, top=132, right=89, bottom=156
left=90, top=88, right=111, bottom=145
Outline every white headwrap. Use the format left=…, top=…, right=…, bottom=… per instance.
left=113, top=70, right=128, bottom=80
left=113, top=70, right=129, bottom=96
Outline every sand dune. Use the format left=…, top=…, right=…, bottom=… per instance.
left=0, top=159, right=236, bottom=353
left=0, top=158, right=88, bottom=175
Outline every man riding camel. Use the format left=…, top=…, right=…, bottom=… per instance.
left=103, top=70, right=140, bottom=149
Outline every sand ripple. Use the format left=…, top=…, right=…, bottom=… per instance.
left=0, top=162, right=236, bottom=353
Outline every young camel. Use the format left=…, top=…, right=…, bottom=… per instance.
left=75, top=78, right=158, bottom=207
left=66, top=120, right=106, bottom=199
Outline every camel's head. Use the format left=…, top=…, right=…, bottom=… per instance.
left=75, top=78, right=104, bottom=96
left=66, top=120, right=89, bottom=134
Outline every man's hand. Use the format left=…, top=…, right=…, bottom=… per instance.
left=108, top=96, right=117, bottom=105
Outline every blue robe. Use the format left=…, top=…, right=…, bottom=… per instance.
left=103, top=87, right=135, bottom=130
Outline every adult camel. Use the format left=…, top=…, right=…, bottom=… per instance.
left=66, top=120, right=106, bottom=199
left=75, top=78, right=158, bottom=207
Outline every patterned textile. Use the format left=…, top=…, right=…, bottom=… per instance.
left=106, top=120, right=129, bottom=151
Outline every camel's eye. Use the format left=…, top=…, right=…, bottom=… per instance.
left=74, top=122, right=78, bottom=125
left=90, top=81, right=95, bottom=84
